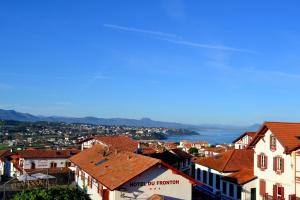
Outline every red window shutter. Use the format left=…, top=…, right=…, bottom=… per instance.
left=273, top=185, right=278, bottom=200
left=273, top=157, right=277, bottom=171
left=265, top=155, right=268, bottom=169
left=257, top=155, right=261, bottom=168
left=281, top=158, right=284, bottom=173
left=270, top=136, right=273, bottom=149
left=98, top=182, right=103, bottom=196
left=260, top=179, right=266, bottom=196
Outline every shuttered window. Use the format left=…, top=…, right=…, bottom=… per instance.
left=257, top=153, right=267, bottom=170
left=270, top=135, right=276, bottom=151
left=259, top=179, right=266, bottom=196
left=273, top=156, right=284, bottom=174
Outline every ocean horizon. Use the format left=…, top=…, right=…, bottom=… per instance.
left=163, top=129, right=243, bottom=144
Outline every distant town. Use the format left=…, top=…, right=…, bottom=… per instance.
left=0, top=120, right=198, bottom=151
left=0, top=116, right=299, bottom=200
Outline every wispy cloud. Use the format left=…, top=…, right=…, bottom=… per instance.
left=243, top=68, right=300, bottom=80
left=103, top=24, right=257, bottom=54
left=160, top=38, right=258, bottom=54
left=103, top=24, right=181, bottom=39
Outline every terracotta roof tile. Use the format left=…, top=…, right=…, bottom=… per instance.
left=70, top=145, right=200, bottom=190
left=70, top=145, right=160, bottom=190
left=193, top=149, right=253, bottom=173
left=147, top=194, right=164, bottom=200
left=15, top=149, right=80, bottom=159
left=93, top=136, right=139, bottom=153
left=248, top=122, right=300, bottom=153
left=222, top=169, right=256, bottom=185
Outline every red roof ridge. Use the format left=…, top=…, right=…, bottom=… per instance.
left=221, top=149, right=236, bottom=172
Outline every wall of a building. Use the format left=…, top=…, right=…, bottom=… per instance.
left=254, top=129, right=295, bottom=200
left=21, top=158, right=68, bottom=169
left=116, top=165, right=192, bottom=200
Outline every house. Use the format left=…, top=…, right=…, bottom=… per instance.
left=78, top=135, right=155, bottom=154
left=232, top=132, right=256, bottom=149
left=150, top=148, right=192, bottom=175
left=0, top=150, right=10, bottom=181
left=4, top=148, right=79, bottom=178
left=69, top=144, right=199, bottom=200
left=247, top=122, right=300, bottom=200
left=202, top=147, right=227, bottom=157
left=193, top=149, right=256, bottom=200
left=191, top=141, right=210, bottom=149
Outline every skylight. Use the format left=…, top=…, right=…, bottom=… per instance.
left=95, top=159, right=107, bottom=166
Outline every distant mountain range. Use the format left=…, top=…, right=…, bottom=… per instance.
left=0, top=109, right=260, bottom=131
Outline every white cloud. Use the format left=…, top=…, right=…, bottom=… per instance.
left=103, top=24, right=181, bottom=39
left=103, top=24, right=257, bottom=54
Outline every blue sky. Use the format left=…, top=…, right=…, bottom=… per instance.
left=1, top=0, right=300, bottom=125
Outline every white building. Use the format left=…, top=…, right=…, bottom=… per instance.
left=247, top=122, right=300, bottom=200
left=193, top=149, right=257, bottom=200
left=232, top=132, right=256, bottom=149
left=69, top=144, right=199, bottom=200
left=4, top=148, right=79, bottom=177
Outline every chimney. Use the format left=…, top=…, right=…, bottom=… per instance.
left=136, top=142, right=142, bottom=154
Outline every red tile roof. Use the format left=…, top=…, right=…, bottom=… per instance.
left=70, top=144, right=200, bottom=190
left=247, top=122, right=300, bottom=153
left=193, top=149, right=254, bottom=173
left=222, top=168, right=256, bottom=185
left=170, top=148, right=192, bottom=159
left=203, top=147, right=227, bottom=153
left=79, top=135, right=154, bottom=154
left=0, top=150, right=11, bottom=161
left=70, top=144, right=160, bottom=190
left=232, top=132, right=256, bottom=143
left=147, top=194, right=164, bottom=200
left=15, top=149, right=80, bottom=159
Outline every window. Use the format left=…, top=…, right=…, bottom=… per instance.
left=273, top=156, right=284, bottom=173
left=229, top=183, right=234, bottom=197
left=273, top=184, right=284, bottom=199
left=257, top=153, right=268, bottom=170
left=50, top=162, right=57, bottom=168
left=222, top=181, right=227, bottom=194
left=88, top=176, right=92, bottom=188
left=98, top=182, right=103, bottom=196
left=65, top=162, right=71, bottom=167
left=237, top=186, right=242, bottom=199
left=81, top=171, right=85, bottom=181
left=209, top=172, right=213, bottom=186
left=216, top=175, right=220, bottom=190
left=196, top=168, right=201, bottom=181
left=76, top=167, right=79, bottom=177
left=203, top=170, right=207, bottom=184
left=270, top=135, right=276, bottom=151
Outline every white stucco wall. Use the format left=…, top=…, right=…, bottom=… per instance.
left=75, top=164, right=192, bottom=200
left=21, top=158, right=68, bottom=169
left=195, top=163, right=256, bottom=200
left=254, top=129, right=295, bottom=200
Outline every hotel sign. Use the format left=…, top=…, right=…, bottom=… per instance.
left=129, top=180, right=180, bottom=187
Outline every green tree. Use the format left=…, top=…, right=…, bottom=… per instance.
left=188, top=147, right=199, bottom=155
left=13, top=186, right=91, bottom=200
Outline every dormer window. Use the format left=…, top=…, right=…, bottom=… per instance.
left=270, top=135, right=276, bottom=151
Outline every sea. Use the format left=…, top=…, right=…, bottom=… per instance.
left=163, top=129, right=244, bottom=145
